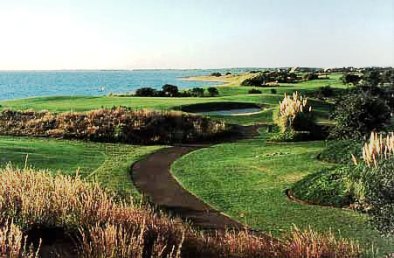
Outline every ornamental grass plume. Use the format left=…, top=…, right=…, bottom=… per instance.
left=277, top=92, right=312, bottom=132
left=354, top=132, right=394, bottom=167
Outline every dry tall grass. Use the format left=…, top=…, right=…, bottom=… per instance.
left=0, top=220, right=39, bottom=258
left=0, top=166, right=363, bottom=257
left=361, top=132, right=394, bottom=167
left=0, top=107, right=227, bottom=144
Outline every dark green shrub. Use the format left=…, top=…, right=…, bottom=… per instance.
left=270, top=89, right=277, bottom=94
left=361, top=159, right=394, bottom=235
left=341, top=73, right=361, bottom=85
left=191, top=87, right=205, bottom=97
left=315, top=86, right=334, bottom=99
left=329, top=93, right=391, bottom=139
left=303, top=73, right=319, bottom=81
left=135, top=87, right=158, bottom=97
left=207, top=87, right=219, bottom=97
left=210, top=72, right=222, bottom=77
left=248, top=89, right=262, bottom=94
left=162, top=84, right=179, bottom=97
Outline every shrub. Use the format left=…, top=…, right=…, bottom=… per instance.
left=210, top=72, right=222, bottom=77
left=134, top=87, right=158, bottom=97
left=0, top=167, right=363, bottom=257
left=303, top=73, right=319, bottom=81
left=329, top=93, right=391, bottom=140
left=162, top=84, right=179, bottom=97
left=241, top=73, right=266, bottom=86
left=207, top=87, right=219, bottom=97
left=225, top=72, right=231, bottom=75
left=248, top=89, right=262, bottom=94
left=315, top=86, right=335, bottom=99
left=0, top=108, right=227, bottom=144
left=270, top=88, right=277, bottom=94
left=191, top=87, right=205, bottom=97
left=341, top=73, right=361, bottom=85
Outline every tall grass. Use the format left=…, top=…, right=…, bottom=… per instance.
left=275, top=92, right=313, bottom=133
left=0, top=107, right=227, bottom=144
left=360, top=132, right=394, bottom=167
left=0, top=220, right=39, bottom=258
left=0, top=166, right=363, bottom=257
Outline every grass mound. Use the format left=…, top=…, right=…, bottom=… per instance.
left=0, top=166, right=362, bottom=257
left=291, top=167, right=355, bottom=207
left=318, top=140, right=362, bottom=164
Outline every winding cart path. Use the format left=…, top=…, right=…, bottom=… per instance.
left=131, top=125, right=261, bottom=230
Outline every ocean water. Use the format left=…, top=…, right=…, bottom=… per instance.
left=0, top=70, right=228, bottom=101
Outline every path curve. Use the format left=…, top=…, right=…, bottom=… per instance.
left=131, top=125, right=262, bottom=230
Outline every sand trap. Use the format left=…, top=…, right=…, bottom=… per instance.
left=199, top=108, right=263, bottom=116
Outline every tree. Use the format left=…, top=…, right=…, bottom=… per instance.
left=329, top=92, right=391, bottom=139
left=162, top=84, right=179, bottom=97
left=135, top=87, right=157, bottom=97
left=207, top=87, right=219, bottom=97
left=191, top=87, right=205, bottom=97
left=341, top=73, right=361, bottom=85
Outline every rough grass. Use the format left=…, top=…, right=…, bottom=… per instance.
left=0, top=167, right=363, bottom=258
left=171, top=135, right=394, bottom=255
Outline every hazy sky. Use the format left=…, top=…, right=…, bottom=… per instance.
left=0, top=0, right=393, bottom=70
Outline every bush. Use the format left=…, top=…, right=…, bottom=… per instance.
left=135, top=87, right=158, bottom=97
left=248, top=89, right=262, bottom=94
left=210, top=72, right=222, bottom=77
left=241, top=73, right=266, bottom=86
left=329, top=93, right=391, bottom=139
left=270, top=88, right=277, bottom=94
left=303, top=73, right=319, bottom=81
left=0, top=108, right=227, bottom=144
left=207, top=87, right=219, bottom=97
left=191, top=87, right=205, bottom=97
left=315, top=86, right=335, bottom=99
left=162, top=84, right=179, bottom=97
left=341, top=73, right=361, bottom=85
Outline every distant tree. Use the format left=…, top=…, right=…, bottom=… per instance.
left=303, top=73, right=319, bottom=81
left=225, top=72, right=232, bottom=75
left=162, top=84, right=179, bottom=97
left=191, top=87, right=205, bottom=97
left=207, top=87, right=219, bottom=97
left=135, top=87, right=157, bottom=97
left=341, top=73, right=361, bottom=85
left=210, top=72, right=222, bottom=77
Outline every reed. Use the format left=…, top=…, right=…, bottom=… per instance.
left=0, top=166, right=363, bottom=257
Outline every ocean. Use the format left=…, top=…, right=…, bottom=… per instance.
left=0, top=69, right=233, bottom=101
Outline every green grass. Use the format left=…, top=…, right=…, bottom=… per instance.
left=171, top=135, right=394, bottom=254
left=0, top=136, right=163, bottom=197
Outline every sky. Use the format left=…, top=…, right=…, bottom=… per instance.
left=0, top=0, right=393, bottom=70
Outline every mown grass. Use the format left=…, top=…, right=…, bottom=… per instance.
left=0, top=136, right=163, bottom=197
left=171, top=135, right=394, bottom=255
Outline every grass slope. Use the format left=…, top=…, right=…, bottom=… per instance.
left=171, top=135, right=394, bottom=254
left=0, top=136, right=163, bottom=197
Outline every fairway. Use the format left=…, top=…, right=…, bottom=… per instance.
left=171, top=135, right=394, bottom=254
left=0, top=136, right=163, bottom=197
